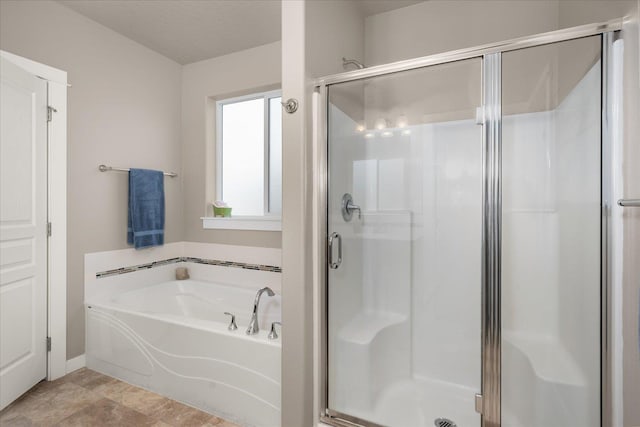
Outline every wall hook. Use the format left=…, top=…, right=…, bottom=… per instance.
left=281, top=98, right=298, bottom=114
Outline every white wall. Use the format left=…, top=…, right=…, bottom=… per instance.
left=0, top=0, right=183, bottom=360
left=181, top=42, right=282, bottom=249
left=281, top=3, right=311, bottom=426
left=363, top=0, right=636, bottom=66
left=281, top=1, right=366, bottom=425
left=364, top=0, right=560, bottom=66
left=305, top=0, right=364, bottom=79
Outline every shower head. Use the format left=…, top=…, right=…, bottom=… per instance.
left=342, top=57, right=365, bottom=70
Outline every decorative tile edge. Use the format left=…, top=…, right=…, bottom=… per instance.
left=95, top=257, right=282, bottom=278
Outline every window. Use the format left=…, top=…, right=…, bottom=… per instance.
left=216, top=90, right=282, bottom=217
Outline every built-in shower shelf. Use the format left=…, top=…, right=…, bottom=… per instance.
left=338, top=311, right=407, bottom=345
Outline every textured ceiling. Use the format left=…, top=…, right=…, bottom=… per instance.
left=58, top=0, right=282, bottom=64
left=57, top=0, right=424, bottom=65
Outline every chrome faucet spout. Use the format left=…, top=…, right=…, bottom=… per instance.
left=246, top=286, right=275, bottom=335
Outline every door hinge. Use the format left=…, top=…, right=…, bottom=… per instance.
left=475, top=393, right=483, bottom=414
left=47, top=222, right=52, bottom=237
left=47, top=106, right=57, bottom=122
left=46, top=337, right=51, bottom=352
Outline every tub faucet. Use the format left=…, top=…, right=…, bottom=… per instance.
left=247, top=286, right=275, bottom=335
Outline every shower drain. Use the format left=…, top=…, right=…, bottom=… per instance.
left=434, top=418, right=457, bottom=427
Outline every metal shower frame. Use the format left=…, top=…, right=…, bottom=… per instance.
left=312, top=18, right=623, bottom=427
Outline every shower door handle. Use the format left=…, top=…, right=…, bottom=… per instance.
left=328, top=232, right=342, bottom=269
left=618, top=199, right=640, bottom=207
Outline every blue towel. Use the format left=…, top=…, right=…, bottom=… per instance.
left=127, top=168, right=165, bottom=249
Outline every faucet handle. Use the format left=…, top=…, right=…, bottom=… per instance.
left=224, top=312, right=238, bottom=331
left=341, top=193, right=362, bottom=221
left=268, top=321, right=281, bottom=340
left=348, top=201, right=362, bottom=219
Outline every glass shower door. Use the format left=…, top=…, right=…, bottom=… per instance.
left=326, top=58, right=483, bottom=427
left=501, top=36, right=602, bottom=427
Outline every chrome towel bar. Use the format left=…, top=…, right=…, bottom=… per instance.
left=617, top=199, right=640, bottom=207
left=98, top=164, right=178, bottom=178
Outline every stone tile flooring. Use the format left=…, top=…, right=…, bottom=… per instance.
left=0, top=368, right=241, bottom=427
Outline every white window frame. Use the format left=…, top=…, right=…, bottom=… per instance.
left=215, top=89, right=281, bottom=216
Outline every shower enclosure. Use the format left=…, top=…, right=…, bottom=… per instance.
left=316, top=22, right=621, bottom=427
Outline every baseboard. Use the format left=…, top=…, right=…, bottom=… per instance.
left=65, top=354, right=86, bottom=374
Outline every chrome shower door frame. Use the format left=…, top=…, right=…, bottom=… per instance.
left=601, top=30, right=620, bottom=427
left=481, top=52, right=501, bottom=427
left=314, top=20, right=622, bottom=427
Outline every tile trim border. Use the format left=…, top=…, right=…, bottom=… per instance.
left=95, top=257, right=282, bottom=278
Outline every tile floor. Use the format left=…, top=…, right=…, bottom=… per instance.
left=0, top=368, right=241, bottom=427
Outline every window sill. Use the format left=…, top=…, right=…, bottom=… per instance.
left=201, top=216, right=282, bottom=231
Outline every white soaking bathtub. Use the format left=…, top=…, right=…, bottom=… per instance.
left=85, top=279, right=281, bottom=427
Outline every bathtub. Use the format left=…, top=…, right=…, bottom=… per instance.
left=85, top=279, right=281, bottom=427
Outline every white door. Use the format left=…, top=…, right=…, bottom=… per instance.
left=0, top=57, right=48, bottom=410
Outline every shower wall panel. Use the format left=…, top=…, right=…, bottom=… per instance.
left=502, top=37, right=602, bottom=427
